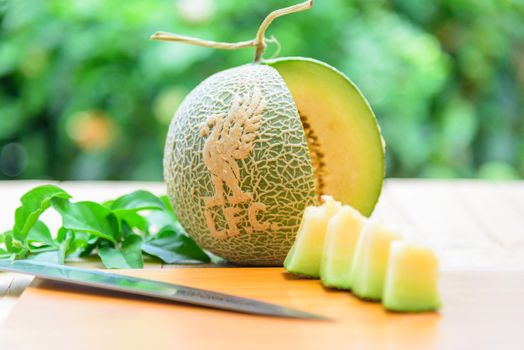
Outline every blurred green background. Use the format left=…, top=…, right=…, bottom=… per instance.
left=0, top=0, right=523, bottom=181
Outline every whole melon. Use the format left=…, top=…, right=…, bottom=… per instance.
left=163, top=58, right=384, bottom=265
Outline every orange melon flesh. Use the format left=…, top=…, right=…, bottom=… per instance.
left=284, top=196, right=341, bottom=277
left=320, top=205, right=365, bottom=289
left=267, top=58, right=385, bottom=217
left=383, top=241, right=441, bottom=312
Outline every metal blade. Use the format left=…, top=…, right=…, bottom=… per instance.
left=0, top=260, right=326, bottom=320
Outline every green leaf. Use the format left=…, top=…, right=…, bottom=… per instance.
left=102, top=199, right=115, bottom=208
left=56, top=227, right=68, bottom=243
left=13, top=185, right=71, bottom=241
left=4, top=231, right=27, bottom=258
left=3, top=185, right=209, bottom=269
left=98, top=234, right=144, bottom=269
left=4, top=231, right=19, bottom=252
left=143, top=195, right=181, bottom=232
left=73, top=231, right=106, bottom=258
left=52, top=198, right=119, bottom=244
left=26, top=221, right=56, bottom=249
left=145, top=207, right=185, bottom=235
left=67, top=238, right=89, bottom=257
left=27, top=246, right=57, bottom=254
left=111, top=190, right=165, bottom=213
left=116, top=211, right=149, bottom=234
left=78, top=240, right=101, bottom=257
left=110, top=191, right=165, bottom=234
left=142, top=229, right=209, bottom=264
left=56, top=228, right=90, bottom=247
left=57, top=230, right=74, bottom=265
left=159, top=195, right=174, bottom=213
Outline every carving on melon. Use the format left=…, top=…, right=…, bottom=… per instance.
left=199, top=86, right=276, bottom=239
left=200, top=87, right=266, bottom=208
left=163, top=64, right=318, bottom=264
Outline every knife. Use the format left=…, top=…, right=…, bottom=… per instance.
left=0, top=259, right=326, bottom=320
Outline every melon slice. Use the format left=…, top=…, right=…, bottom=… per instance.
left=350, top=221, right=402, bottom=300
left=267, top=57, right=385, bottom=217
left=284, top=196, right=341, bottom=277
left=383, top=241, right=441, bottom=312
left=320, top=205, right=365, bottom=289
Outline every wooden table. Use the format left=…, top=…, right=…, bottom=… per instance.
left=1, top=179, right=524, bottom=345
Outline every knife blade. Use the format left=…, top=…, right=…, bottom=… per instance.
left=0, top=259, right=326, bottom=320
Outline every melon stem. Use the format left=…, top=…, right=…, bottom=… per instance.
left=150, top=0, right=313, bottom=63
left=253, top=0, right=313, bottom=62
left=149, top=32, right=256, bottom=50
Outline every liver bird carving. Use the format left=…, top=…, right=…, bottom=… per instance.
left=199, top=87, right=267, bottom=208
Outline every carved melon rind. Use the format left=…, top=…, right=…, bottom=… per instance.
left=164, top=64, right=316, bottom=266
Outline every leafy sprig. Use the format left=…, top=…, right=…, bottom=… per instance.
left=0, top=185, right=210, bottom=268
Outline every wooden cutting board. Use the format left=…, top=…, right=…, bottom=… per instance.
left=0, top=268, right=523, bottom=350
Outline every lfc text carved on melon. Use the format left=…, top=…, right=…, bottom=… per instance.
left=199, top=87, right=278, bottom=239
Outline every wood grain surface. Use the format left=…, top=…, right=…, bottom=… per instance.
left=1, top=267, right=523, bottom=350
left=1, top=180, right=524, bottom=349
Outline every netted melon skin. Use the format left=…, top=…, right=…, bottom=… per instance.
left=164, top=64, right=316, bottom=266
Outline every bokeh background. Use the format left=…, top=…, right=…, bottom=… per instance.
left=0, top=0, right=523, bottom=181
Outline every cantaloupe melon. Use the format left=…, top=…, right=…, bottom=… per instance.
left=156, top=1, right=384, bottom=265
left=320, top=205, right=365, bottom=289
left=283, top=196, right=341, bottom=277
left=351, top=221, right=402, bottom=300
left=383, top=241, right=441, bottom=312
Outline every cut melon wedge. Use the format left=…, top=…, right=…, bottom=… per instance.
left=350, top=221, right=402, bottom=300
left=383, top=241, right=441, bottom=312
left=284, top=196, right=341, bottom=277
left=267, top=58, right=385, bottom=217
left=320, top=205, right=365, bottom=289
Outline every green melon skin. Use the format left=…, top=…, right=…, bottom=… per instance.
left=164, top=64, right=317, bottom=266
left=383, top=241, right=441, bottom=312
left=284, top=196, right=341, bottom=277
left=164, top=57, right=384, bottom=266
left=320, top=205, right=365, bottom=289
left=350, top=221, right=402, bottom=301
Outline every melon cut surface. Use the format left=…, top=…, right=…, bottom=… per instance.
left=284, top=196, right=341, bottom=277
left=350, top=221, right=402, bottom=300
left=267, top=58, right=385, bottom=217
left=320, top=205, right=365, bottom=290
left=383, top=241, right=441, bottom=312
